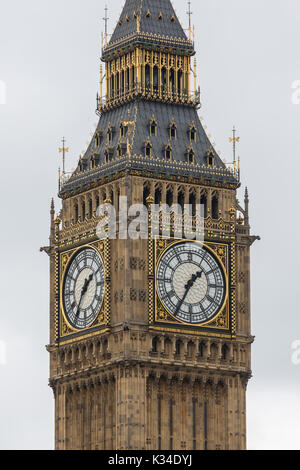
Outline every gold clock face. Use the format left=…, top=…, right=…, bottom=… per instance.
left=62, top=248, right=105, bottom=330
left=156, top=241, right=227, bottom=325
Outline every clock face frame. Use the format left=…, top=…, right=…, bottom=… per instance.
left=155, top=241, right=227, bottom=325
left=62, top=247, right=105, bottom=330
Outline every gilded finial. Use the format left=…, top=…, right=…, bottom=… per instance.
left=103, top=5, right=109, bottom=47
left=229, top=126, right=239, bottom=170
left=187, top=1, right=193, bottom=41
left=146, top=195, right=154, bottom=206
left=237, top=214, right=244, bottom=225
left=58, top=137, right=69, bottom=184
left=54, top=216, right=61, bottom=227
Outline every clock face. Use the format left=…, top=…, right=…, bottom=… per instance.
left=156, top=242, right=226, bottom=325
left=62, top=248, right=105, bottom=330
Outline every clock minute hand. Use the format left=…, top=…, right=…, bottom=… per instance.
left=174, top=271, right=203, bottom=316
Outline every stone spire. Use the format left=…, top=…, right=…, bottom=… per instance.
left=244, top=187, right=249, bottom=226
left=50, top=198, right=55, bottom=245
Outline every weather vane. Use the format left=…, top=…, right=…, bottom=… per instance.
left=229, top=126, right=240, bottom=170
left=59, top=137, right=69, bottom=184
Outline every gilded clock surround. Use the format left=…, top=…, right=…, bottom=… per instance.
left=58, top=239, right=111, bottom=344
left=151, top=239, right=231, bottom=333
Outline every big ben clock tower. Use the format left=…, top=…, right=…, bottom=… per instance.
left=43, top=0, right=259, bottom=450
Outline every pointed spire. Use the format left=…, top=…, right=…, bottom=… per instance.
left=187, top=1, right=193, bottom=40
left=244, top=187, right=249, bottom=226
left=103, top=0, right=193, bottom=59
left=50, top=198, right=55, bottom=245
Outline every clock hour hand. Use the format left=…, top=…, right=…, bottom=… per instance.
left=75, top=273, right=94, bottom=317
left=175, top=271, right=202, bottom=315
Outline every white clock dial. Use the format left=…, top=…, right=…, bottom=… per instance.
left=156, top=242, right=226, bottom=324
left=63, top=248, right=105, bottom=330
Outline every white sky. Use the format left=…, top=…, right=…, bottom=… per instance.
left=0, top=0, right=300, bottom=450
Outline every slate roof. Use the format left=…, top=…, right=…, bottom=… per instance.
left=60, top=101, right=238, bottom=195
left=103, top=0, right=194, bottom=58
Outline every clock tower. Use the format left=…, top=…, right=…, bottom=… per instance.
left=43, top=0, right=259, bottom=450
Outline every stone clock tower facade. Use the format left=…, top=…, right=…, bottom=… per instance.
left=43, top=0, right=259, bottom=451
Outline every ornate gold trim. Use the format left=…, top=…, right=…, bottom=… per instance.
left=149, top=238, right=233, bottom=334
left=57, top=240, right=111, bottom=342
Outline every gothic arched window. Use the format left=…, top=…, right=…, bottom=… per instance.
left=82, top=200, right=86, bottom=220
left=212, top=195, right=219, bottom=220
left=145, top=141, right=152, bottom=158
left=170, top=69, right=175, bottom=92
left=120, top=123, right=128, bottom=138
left=152, top=337, right=158, bottom=353
left=189, top=124, right=197, bottom=143
left=178, top=190, right=185, bottom=212
left=164, top=144, right=172, bottom=161
left=189, top=192, right=196, bottom=216
left=187, top=147, right=194, bottom=164
left=149, top=117, right=157, bottom=136
left=200, top=193, right=207, bottom=218
left=177, top=69, right=183, bottom=95
left=117, top=145, right=122, bottom=158
left=74, top=202, right=79, bottom=222
left=222, top=344, right=229, bottom=360
left=155, top=187, right=162, bottom=205
left=143, top=184, right=150, bottom=206
left=95, top=132, right=101, bottom=148
left=153, top=66, right=159, bottom=91
left=199, top=341, right=205, bottom=358
left=169, top=122, right=177, bottom=140
left=107, top=126, right=113, bottom=144
left=166, top=189, right=173, bottom=207
left=162, top=67, right=167, bottom=92
left=206, top=149, right=214, bottom=167
left=175, top=340, right=182, bottom=355
left=145, top=64, right=150, bottom=88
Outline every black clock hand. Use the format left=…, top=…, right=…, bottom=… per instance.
left=175, top=271, right=202, bottom=315
left=75, top=274, right=94, bottom=317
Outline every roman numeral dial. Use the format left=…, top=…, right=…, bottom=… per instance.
left=62, top=248, right=105, bottom=330
left=156, top=241, right=226, bottom=325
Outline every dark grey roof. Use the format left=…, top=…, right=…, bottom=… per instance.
left=103, top=0, right=193, bottom=57
left=61, top=101, right=238, bottom=194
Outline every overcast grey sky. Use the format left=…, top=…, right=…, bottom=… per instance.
left=0, top=0, right=300, bottom=450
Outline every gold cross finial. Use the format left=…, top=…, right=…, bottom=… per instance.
left=58, top=137, right=69, bottom=183
left=187, top=2, right=193, bottom=40
left=103, top=5, right=109, bottom=47
left=229, top=126, right=240, bottom=167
